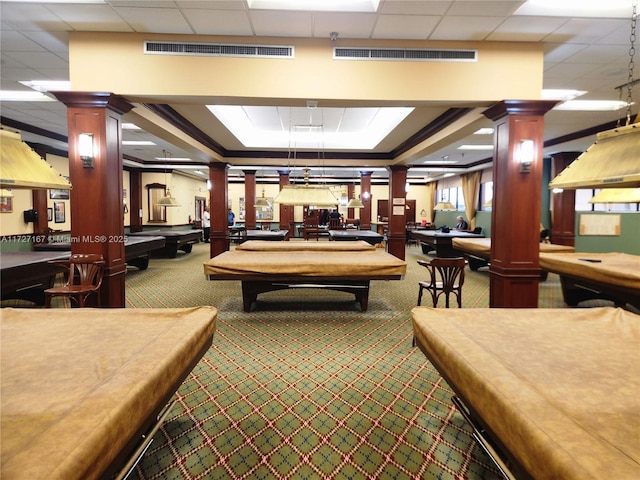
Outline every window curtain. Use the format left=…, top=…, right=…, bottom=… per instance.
left=460, top=171, right=481, bottom=229
left=426, top=181, right=437, bottom=224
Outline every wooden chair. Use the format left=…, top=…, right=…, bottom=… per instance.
left=328, top=217, right=343, bottom=230
left=413, top=257, right=466, bottom=347
left=44, top=254, right=105, bottom=308
left=228, top=226, right=247, bottom=245
left=406, top=222, right=420, bottom=247
left=417, top=257, right=466, bottom=308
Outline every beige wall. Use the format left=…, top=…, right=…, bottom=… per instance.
left=70, top=33, right=543, bottom=103
left=0, top=189, right=33, bottom=238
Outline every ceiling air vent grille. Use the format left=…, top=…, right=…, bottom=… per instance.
left=144, top=41, right=294, bottom=59
left=334, top=47, right=477, bottom=62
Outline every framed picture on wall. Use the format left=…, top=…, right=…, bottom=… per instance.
left=48, top=208, right=53, bottom=221
left=0, top=196, right=12, bottom=213
left=50, top=189, right=69, bottom=200
left=54, top=201, right=65, bottom=223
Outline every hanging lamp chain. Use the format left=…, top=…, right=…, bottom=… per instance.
left=625, top=2, right=637, bottom=125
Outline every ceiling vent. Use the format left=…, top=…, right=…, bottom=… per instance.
left=144, top=41, right=294, bottom=59
left=334, top=47, right=477, bottom=62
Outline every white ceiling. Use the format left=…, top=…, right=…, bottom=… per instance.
left=0, top=0, right=638, bottom=181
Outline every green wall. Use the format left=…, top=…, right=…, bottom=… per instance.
left=574, top=212, right=640, bottom=255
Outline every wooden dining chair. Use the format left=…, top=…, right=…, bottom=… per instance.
left=328, top=217, right=343, bottom=230
left=417, top=257, right=466, bottom=308
left=413, top=257, right=466, bottom=347
left=44, top=253, right=105, bottom=308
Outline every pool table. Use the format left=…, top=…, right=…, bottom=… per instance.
left=204, top=241, right=406, bottom=311
left=411, top=230, right=485, bottom=257
left=412, top=306, right=640, bottom=480
left=1, top=306, right=217, bottom=480
left=128, top=229, right=202, bottom=258
left=245, top=229, right=288, bottom=241
left=0, top=251, right=70, bottom=305
left=451, top=237, right=575, bottom=271
left=33, top=235, right=166, bottom=270
left=328, top=229, right=384, bottom=245
left=539, top=251, right=640, bottom=310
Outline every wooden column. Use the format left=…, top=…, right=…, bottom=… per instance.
left=128, top=168, right=143, bottom=232
left=386, top=165, right=408, bottom=260
left=53, top=92, right=133, bottom=308
left=244, top=170, right=256, bottom=230
left=550, top=152, right=579, bottom=246
left=359, top=171, right=373, bottom=231
left=209, top=162, right=229, bottom=257
left=278, top=170, right=293, bottom=239
left=484, top=100, right=557, bottom=308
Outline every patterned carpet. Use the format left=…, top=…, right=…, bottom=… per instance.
left=124, top=241, right=567, bottom=479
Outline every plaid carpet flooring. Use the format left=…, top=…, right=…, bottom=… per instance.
left=124, top=241, right=568, bottom=479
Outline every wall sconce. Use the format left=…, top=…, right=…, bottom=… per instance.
left=518, top=139, right=535, bottom=173
left=78, top=133, right=95, bottom=168
left=362, top=191, right=370, bottom=200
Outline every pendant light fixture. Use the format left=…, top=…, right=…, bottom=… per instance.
left=254, top=170, right=271, bottom=208
left=347, top=169, right=364, bottom=208
left=433, top=201, right=456, bottom=211
left=549, top=2, right=640, bottom=190
left=274, top=106, right=338, bottom=207
left=156, top=150, right=181, bottom=207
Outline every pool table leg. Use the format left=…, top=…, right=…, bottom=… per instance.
left=127, top=255, right=149, bottom=270
left=356, top=286, right=370, bottom=312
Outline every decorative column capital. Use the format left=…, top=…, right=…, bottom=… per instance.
left=51, top=91, right=133, bottom=115
left=483, top=100, right=558, bottom=121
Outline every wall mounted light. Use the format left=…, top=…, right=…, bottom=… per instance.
left=78, top=133, right=95, bottom=168
left=518, top=139, right=535, bottom=173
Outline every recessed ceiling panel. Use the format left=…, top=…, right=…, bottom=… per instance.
left=207, top=105, right=413, bottom=150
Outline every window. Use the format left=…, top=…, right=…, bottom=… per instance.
left=481, top=181, right=493, bottom=210
left=437, top=186, right=464, bottom=210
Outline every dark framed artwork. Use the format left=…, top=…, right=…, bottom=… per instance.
left=48, top=207, right=53, bottom=221
left=50, top=189, right=70, bottom=200
left=54, top=201, right=65, bottom=223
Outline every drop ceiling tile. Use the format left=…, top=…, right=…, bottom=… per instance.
left=563, top=44, right=629, bottom=64
left=487, top=16, right=566, bottom=42
left=0, top=3, right=68, bottom=29
left=0, top=67, right=41, bottom=84
left=430, top=16, right=504, bottom=41
left=183, top=9, right=254, bottom=35
left=114, top=6, right=195, bottom=34
left=372, top=15, right=440, bottom=39
left=0, top=30, right=47, bottom=52
left=313, top=13, right=377, bottom=39
left=26, top=31, right=70, bottom=54
left=44, top=5, right=133, bottom=33
left=250, top=11, right=313, bottom=37
left=447, top=1, right=523, bottom=16
left=545, top=18, right=625, bottom=45
left=177, top=0, right=245, bottom=10
left=543, top=43, right=589, bottom=64
left=380, top=0, right=451, bottom=16
left=3, top=51, right=67, bottom=70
